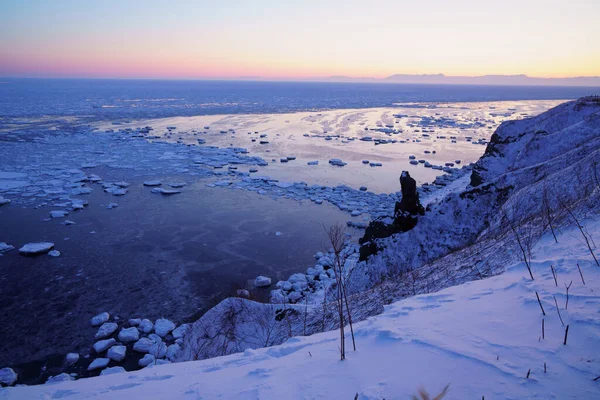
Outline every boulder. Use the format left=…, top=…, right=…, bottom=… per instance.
left=0, top=367, right=17, bottom=386
left=166, top=344, right=181, bottom=361
left=287, top=292, right=303, bottom=302
left=148, top=333, right=163, bottom=343
left=91, top=312, right=110, bottom=326
left=87, top=358, right=110, bottom=371
left=133, top=337, right=154, bottom=353
left=128, top=318, right=141, bottom=326
left=138, top=354, right=155, bottom=367
left=149, top=342, right=167, bottom=359
left=138, top=318, right=153, bottom=334
left=65, top=353, right=79, bottom=365
left=154, top=318, right=175, bottom=337
left=270, top=289, right=285, bottom=303
left=107, top=346, right=127, bottom=362
left=118, top=327, right=139, bottom=342
left=93, top=338, right=116, bottom=353
left=95, top=322, right=118, bottom=339
left=254, top=276, right=272, bottom=287
left=48, top=250, right=61, bottom=257
left=172, top=324, right=189, bottom=339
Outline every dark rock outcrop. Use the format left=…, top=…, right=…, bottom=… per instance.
left=359, top=171, right=424, bottom=260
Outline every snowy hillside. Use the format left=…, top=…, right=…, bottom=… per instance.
left=3, top=218, right=599, bottom=399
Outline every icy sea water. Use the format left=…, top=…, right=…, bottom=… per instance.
left=0, top=79, right=596, bottom=383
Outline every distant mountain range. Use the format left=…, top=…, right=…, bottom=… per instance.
left=320, top=73, right=600, bottom=87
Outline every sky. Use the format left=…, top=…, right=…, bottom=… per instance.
left=0, top=0, right=599, bottom=80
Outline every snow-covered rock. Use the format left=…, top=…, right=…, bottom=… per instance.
left=87, top=358, right=110, bottom=371
left=146, top=359, right=171, bottom=368
left=154, top=318, right=176, bottom=337
left=0, top=367, right=17, bottom=386
left=100, top=366, right=125, bottom=376
left=172, top=324, right=189, bottom=339
left=91, top=312, right=110, bottom=326
left=166, top=344, right=181, bottom=361
left=138, top=319, right=153, bottom=334
left=148, top=342, right=167, bottom=359
left=48, top=250, right=61, bottom=257
left=18, top=242, right=54, bottom=255
left=93, top=338, right=116, bottom=353
left=253, top=276, right=272, bottom=287
left=95, top=322, right=118, bottom=339
left=118, top=327, right=139, bottom=342
left=128, top=318, right=141, bottom=326
left=133, top=337, right=154, bottom=353
left=46, top=373, right=74, bottom=384
left=107, top=345, right=127, bottom=362
left=65, top=353, right=79, bottom=365
left=138, top=354, right=155, bottom=367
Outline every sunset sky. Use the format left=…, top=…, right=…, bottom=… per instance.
left=1, top=0, right=598, bottom=80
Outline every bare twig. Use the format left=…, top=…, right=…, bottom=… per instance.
left=554, top=295, right=565, bottom=326
left=550, top=265, right=558, bottom=286
left=542, top=318, right=545, bottom=339
left=526, top=369, right=531, bottom=379
left=565, top=281, right=572, bottom=310
left=544, top=362, right=547, bottom=373
left=535, top=292, right=546, bottom=316
left=563, top=325, right=570, bottom=345
left=577, top=263, right=586, bottom=285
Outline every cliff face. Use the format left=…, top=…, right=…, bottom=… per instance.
left=363, top=97, right=600, bottom=286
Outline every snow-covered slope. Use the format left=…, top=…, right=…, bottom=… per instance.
left=3, top=218, right=599, bottom=399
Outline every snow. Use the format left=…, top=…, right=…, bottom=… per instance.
left=18, top=242, right=54, bottom=255
left=100, top=367, right=126, bottom=376
left=5, top=220, right=599, bottom=398
left=46, top=373, right=74, bottom=384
